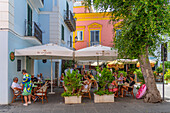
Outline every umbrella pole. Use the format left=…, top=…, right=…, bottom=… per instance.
left=97, top=56, right=99, bottom=66
left=49, top=58, right=55, bottom=94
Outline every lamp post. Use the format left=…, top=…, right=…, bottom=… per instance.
left=162, top=44, right=165, bottom=101
left=161, top=42, right=167, bottom=101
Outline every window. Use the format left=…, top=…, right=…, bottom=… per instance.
left=27, top=4, right=32, bottom=36
left=61, top=25, right=64, bottom=41
left=90, top=30, right=100, bottom=46
left=77, top=31, right=83, bottom=41
left=17, top=60, right=21, bottom=72
left=70, top=36, right=72, bottom=47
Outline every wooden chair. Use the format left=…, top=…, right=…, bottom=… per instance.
left=81, top=82, right=92, bottom=99
left=11, top=88, right=23, bottom=103
left=34, top=85, right=48, bottom=104
left=124, top=86, right=135, bottom=98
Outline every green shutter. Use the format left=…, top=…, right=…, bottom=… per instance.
left=70, top=36, right=72, bottom=47
left=62, top=25, right=64, bottom=41
left=66, top=1, right=69, bottom=17
left=27, top=4, right=32, bottom=36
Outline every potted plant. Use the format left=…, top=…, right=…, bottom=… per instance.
left=164, top=69, right=170, bottom=84
left=61, top=70, right=83, bottom=104
left=94, top=67, right=115, bottom=103
left=156, top=66, right=163, bottom=75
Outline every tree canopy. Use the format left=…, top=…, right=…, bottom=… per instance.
left=84, top=0, right=170, bottom=59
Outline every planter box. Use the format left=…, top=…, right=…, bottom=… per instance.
left=94, top=94, right=114, bottom=103
left=64, top=96, right=82, bottom=104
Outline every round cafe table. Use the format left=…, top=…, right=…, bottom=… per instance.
left=33, top=82, right=43, bottom=87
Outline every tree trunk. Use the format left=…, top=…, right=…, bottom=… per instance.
left=138, top=46, right=162, bottom=103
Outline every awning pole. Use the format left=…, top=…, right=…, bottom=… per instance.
left=49, top=58, right=55, bottom=94
left=97, top=56, right=99, bottom=66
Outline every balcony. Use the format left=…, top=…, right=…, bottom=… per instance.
left=64, top=10, right=76, bottom=32
left=25, top=20, right=42, bottom=44
left=29, top=0, right=44, bottom=8
left=90, top=42, right=100, bottom=46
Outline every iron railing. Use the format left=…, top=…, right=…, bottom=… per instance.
left=64, top=10, right=76, bottom=32
left=25, top=20, right=42, bottom=43
left=90, top=42, right=100, bottom=46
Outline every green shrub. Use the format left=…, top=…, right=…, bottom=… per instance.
left=118, top=70, right=127, bottom=78
left=134, top=69, right=145, bottom=84
left=61, top=70, right=83, bottom=97
left=165, top=61, right=170, bottom=69
left=164, top=69, right=170, bottom=80
left=156, top=66, right=163, bottom=73
left=94, top=89, right=113, bottom=96
left=95, top=67, right=114, bottom=95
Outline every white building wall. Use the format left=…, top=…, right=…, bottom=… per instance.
left=0, top=0, right=14, bottom=30
left=0, top=31, right=8, bottom=104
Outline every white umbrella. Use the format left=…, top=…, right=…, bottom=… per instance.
left=15, top=43, right=73, bottom=94
left=117, top=59, right=138, bottom=64
left=91, top=62, right=104, bottom=66
left=75, top=45, right=117, bottom=65
left=15, top=43, right=73, bottom=60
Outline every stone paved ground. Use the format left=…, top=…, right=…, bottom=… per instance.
left=1, top=83, right=170, bottom=113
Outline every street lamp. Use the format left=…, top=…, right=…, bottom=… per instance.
left=75, top=36, right=78, bottom=43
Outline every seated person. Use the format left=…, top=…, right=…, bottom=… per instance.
left=113, top=72, right=118, bottom=81
left=118, top=73, right=124, bottom=84
left=40, top=73, right=44, bottom=81
left=37, top=74, right=42, bottom=82
left=81, top=77, right=91, bottom=91
left=89, top=73, right=98, bottom=88
left=60, top=73, right=64, bottom=87
left=89, top=73, right=95, bottom=80
left=123, top=76, right=130, bottom=84
left=82, top=73, right=88, bottom=81
left=108, top=80, right=118, bottom=97
left=11, top=77, right=22, bottom=94
left=31, top=75, right=38, bottom=82
left=120, top=76, right=135, bottom=97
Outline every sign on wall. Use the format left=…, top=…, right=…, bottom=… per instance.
left=9, top=52, right=15, bottom=61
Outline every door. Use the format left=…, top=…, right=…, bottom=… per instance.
left=26, top=57, right=34, bottom=75
left=90, top=30, right=100, bottom=46
left=26, top=57, right=31, bottom=74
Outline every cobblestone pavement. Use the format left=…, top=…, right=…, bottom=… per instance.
left=0, top=83, right=170, bottom=113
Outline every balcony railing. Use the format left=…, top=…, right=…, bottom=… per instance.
left=90, top=42, right=100, bottom=46
left=64, top=10, right=76, bottom=32
left=25, top=20, right=42, bottom=43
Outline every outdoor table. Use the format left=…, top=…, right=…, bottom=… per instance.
left=45, top=78, right=51, bottom=83
left=33, top=82, right=43, bottom=87
left=118, top=83, right=124, bottom=95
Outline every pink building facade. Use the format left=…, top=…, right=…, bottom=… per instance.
left=73, top=6, right=118, bottom=50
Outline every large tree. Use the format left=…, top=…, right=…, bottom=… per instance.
left=84, top=0, right=170, bottom=103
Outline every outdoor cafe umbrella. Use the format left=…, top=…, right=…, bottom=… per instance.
left=75, top=45, right=118, bottom=66
left=15, top=43, right=73, bottom=94
left=137, top=59, right=156, bottom=68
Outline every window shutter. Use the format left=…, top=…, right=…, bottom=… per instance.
left=70, top=36, right=72, bottom=47
left=62, top=25, right=64, bottom=41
